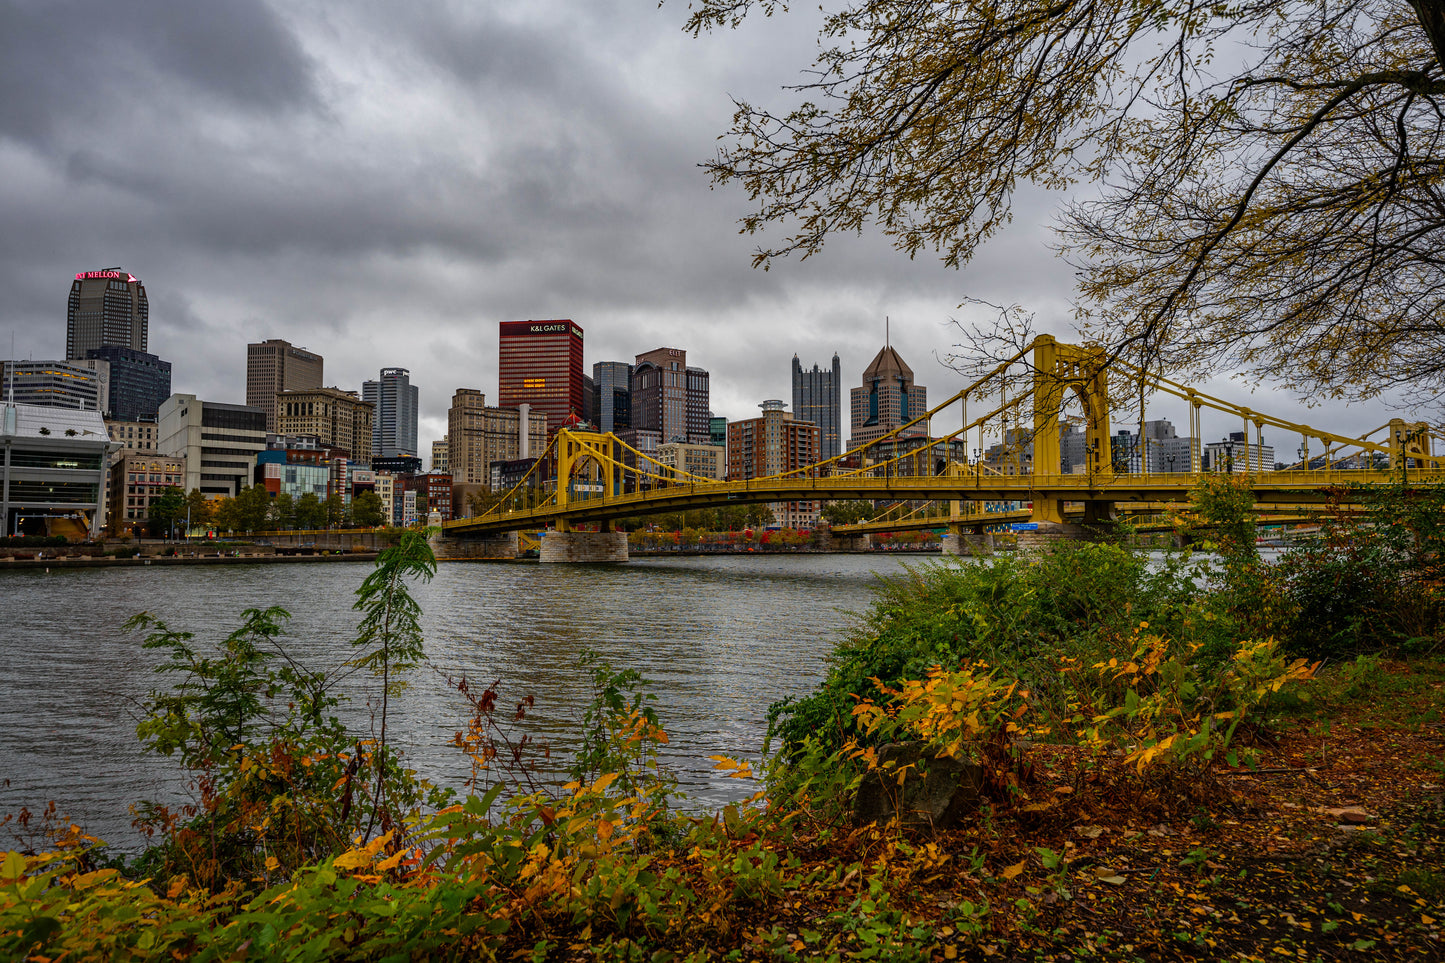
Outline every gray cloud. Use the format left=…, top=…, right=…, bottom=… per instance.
left=0, top=0, right=1404, bottom=461
left=0, top=0, right=314, bottom=148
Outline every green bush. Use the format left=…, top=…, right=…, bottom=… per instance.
left=767, top=543, right=1235, bottom=757
left=1267, top=483, right=1445, bottom=659
left=0, top=535, right=68, bottom=548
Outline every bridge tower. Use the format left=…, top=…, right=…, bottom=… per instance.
left=1388, top=418, right=1437, bottom=474
left=543, top=428, right=629, bottom=561
left=1029, top=335, right=1113, bottom=526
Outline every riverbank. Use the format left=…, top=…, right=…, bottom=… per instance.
left=1, top=545, right=945, bottom=568
left=0, top=552, right=379, bottom=569
left=4, top=512, right=1443, bottom=960
left=6, top=654, right=1442, bottom=961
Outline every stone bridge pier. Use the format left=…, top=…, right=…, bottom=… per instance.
left=941, top=524, right=995, bottom=556
left=429, top=531, right=521, bottom=560
left=538, top=529, right=629, bottom=563
left=432, top=526, right=631, bottom=562
left=1014, top=502, right=1123, bottom=552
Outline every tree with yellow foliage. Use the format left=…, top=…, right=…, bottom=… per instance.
left=683, top=0, right=1445, bottom=404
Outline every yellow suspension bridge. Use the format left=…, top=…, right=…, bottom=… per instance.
left=441, top=336, right=1441, bottom=560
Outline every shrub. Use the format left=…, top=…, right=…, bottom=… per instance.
left=1267, top=484, right=1445, bottom=659
left=767, top=543, right=1221, bottom=757
left=125, top=534, right=447, bottom=890
left=0, top=535, right=68, bottom=548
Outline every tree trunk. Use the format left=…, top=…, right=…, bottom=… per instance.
left=1409, top=0, right=1445, bottom=73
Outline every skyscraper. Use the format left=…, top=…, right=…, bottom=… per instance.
left=1, top=360, right=104, bottom=411
left=592, top=361, right=633, bottom=433
left=67, top=269, right=148, bottom=358
left=848, top=345, right=928, bottom=450
left=447, top=388, right=547, bottom=485
left=792, top=353, right=842, bottom=460
left=632, top=347, right=689, bottom=443
left=84, top=346, right=171, bottom=421
left=498, top=320, right=584, bottom=443
left=685, top=365, right=711, bottom=444
left=246, top=339, right=324, bottom=432
left=726, top=400, right=820, bottom=528
left=363, top=368, right=419, bottom=460
left=276, top=387, right=374, bottom=462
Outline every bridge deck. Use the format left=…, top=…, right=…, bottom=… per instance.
left=445, top=468, right=1442, bottom=538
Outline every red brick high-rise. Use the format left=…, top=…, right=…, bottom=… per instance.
left=498, top=320, right=584, bottom=442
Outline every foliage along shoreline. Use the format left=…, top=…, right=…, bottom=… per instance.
left=3, top=480, right=1443, bottom=961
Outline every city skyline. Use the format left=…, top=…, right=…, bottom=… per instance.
left=0, top=3, right=1422, bottom=461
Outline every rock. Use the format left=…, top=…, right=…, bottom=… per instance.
left=853, top=741, right=984, bottom=829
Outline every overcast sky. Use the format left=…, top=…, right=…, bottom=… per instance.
left=0, top=0, right=1410, bottom=461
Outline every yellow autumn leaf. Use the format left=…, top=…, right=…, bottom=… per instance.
left=333, top=850, right=373, bottom=871
left=1000, top=860, right=1026, bottom=880
left=375, top=850, right=405, bottom=872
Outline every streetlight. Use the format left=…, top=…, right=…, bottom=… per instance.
left=1166, top=453, right=1176, bottom=473
left=1399, top=425, right=1426, bottom=487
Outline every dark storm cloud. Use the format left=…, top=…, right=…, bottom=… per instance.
left=0, top=0, right=315, bottom=149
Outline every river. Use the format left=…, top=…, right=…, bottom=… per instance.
left=0, top=554, right=923, bottom=850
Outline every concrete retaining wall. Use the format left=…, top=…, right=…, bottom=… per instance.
left=253, top=531, right=393, bottom=552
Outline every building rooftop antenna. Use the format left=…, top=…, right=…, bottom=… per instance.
left=885, top=315, right=890, bottom=349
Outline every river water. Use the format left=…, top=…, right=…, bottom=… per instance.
left=0, top=554, right=923, bottom=850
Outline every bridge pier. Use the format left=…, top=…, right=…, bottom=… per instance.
left=1015, top=515, right=1126, bottom=552
left=430, top=532, right=520, bottom=560
left=941, top=527, right=995, bottom=556
left=816, top=531, right=871, bottom=552
left=538, top=529, right=629, bottom=563
left=1014, top=522, right=1090, bottom=552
